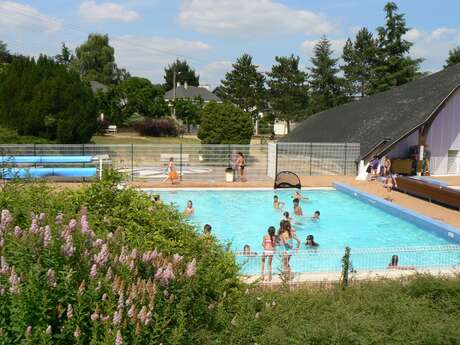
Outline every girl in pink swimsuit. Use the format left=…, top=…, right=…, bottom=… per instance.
left=261, top=226, right=276, bottom=281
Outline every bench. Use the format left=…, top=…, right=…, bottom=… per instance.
left=160, top=154, right=190, bottom=165
left=105, top=125, right=117, bottom=134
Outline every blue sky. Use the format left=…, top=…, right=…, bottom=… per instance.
left=1, top=0, right=460, bottom=87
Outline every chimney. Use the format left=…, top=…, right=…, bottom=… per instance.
left=198, top=84, right=210, bottom=91
left=184, top=81, right=188, bottom=89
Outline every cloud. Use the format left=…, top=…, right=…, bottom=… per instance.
left=300, top=39, right=347, bottom=61
left=0, top=1, right=63, bottom=32
left=198, top=60, right=233, bottom=86
left=403, top=27, right=460, bottom=70
left=79, top=1, right=140, bottom=22
left=178, top=0, right=335, bottom=36
left=111, top=36, right=211, bottom=83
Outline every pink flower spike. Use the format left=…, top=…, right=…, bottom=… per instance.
left=68, top=219, right=77, bottom=232
left=73, top=326, right=81, bottom=338
left=25, top=325, right=32, bottom=337
left=55, top=213, right=64, bottom=225
left=14, top=226, right=22, bottom=238
left=185, top=259, right=197, bottom=278
left=45, top=325, right=52, bottom=336
left=173, top=254, right=183, bottom=264
left=46, top=269, right=56, bottom=287
left=43, top=226, right=52, bottom=247
left=112, top=310, right=122, bottom=325
left=115, top=330, right=123, bottom=345
left=90, top=264, right=97, bottom=279
left=67, top=304, right=73, bottom=319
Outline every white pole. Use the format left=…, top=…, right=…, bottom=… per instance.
left=99, top=158, right=103, bottom=180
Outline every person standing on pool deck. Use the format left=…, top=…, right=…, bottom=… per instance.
left=293, top=199, right=303, bottom=216
left=261, top=226, right=276, bottom=281
left=280, top=221, right=300, bottom=280
left=235, top=152, right=246, bottom=182
left=184, top=200, right=195, bottom=216
left=163, top=157, right=179, bottom=184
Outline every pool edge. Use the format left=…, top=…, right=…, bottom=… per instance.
left=334, top=182, right=460, bottom=244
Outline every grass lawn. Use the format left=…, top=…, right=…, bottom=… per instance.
left=92, top=132, right=200, bottom=144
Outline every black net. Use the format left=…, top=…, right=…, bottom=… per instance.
left=274, top=171, right=301, bottom=189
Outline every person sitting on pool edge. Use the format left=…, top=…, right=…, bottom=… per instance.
left=273, top=195, right=284, bottom=209
left=312, top=211, right=320, bottom=221
left=184, top=200, right=195, bottom=216
left=293, top=199, right=303, bottom=216
left=305, top=234, right=319, bottom=247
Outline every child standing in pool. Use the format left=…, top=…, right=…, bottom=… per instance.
left=273, top=195, right=284, bottom=209
left=279, top=220, right=300, bottom=280
left=293, top=199, right=303, bottom=216
left=261, top=226, right=276, bottom=281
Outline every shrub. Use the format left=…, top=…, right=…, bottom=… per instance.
left=198, top=102, right=253, bottom=144
left=0, top=173, right=241, bottom=344
left=133, top=118, right=178, bottom=137
left=0, top=126, right=52, bottom=144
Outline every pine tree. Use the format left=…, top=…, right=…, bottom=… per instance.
left=54, top=43, right=74, bottom=68
left=342, top=28, right=378, bottom=98
left=219, top=54, right=266, bottom=119
left=164, top=59, right=200, bottom=91
left=444, top=47, right=460, bottom=68
left=308, top=37, right=347, bottom=114
left=370, top=2, right=422, bottom=94
left=267, top=54, right=309, bottom=132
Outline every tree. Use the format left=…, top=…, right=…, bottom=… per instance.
left=164, top=59, right=199, bottom=91
left=445, top=47, right=460, bottom=68
left=370, top=2, right=422, bottom=94
left=219, top=54, right=266, bottom=119
left=174, top=98, right=203, bottom=133
left=73, top=33, right=120, bottom=85
left=266, top=54, right=309, bottom=132
left=54, top=42, right=74, bottom=68
left=97, top=77, right=168, bottom=125
left=308, top=37, right=347, bottom=114
left=342, top=28, right=379, bottom=98
left=0, top=56, right=98, bottom=143
left=198, top=102, right=253, bottom=144
left=0, top=40, right=9, bottom=63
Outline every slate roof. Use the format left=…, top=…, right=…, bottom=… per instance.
left=280, top=63, right=460, bottom=160
left=164, top=85, right=221, bottom=102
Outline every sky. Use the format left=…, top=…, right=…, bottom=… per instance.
left=1, top=0, right=460, bottom=88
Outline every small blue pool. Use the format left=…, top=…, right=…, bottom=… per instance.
left=153, top=189, right=460, bottom=274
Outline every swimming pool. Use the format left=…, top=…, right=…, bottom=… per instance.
left=153, top=189, right=460, bottom=274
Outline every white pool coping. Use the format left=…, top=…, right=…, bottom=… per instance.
left=140, top=187, right=335, bottom=192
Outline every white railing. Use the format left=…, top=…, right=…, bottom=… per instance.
left=235, top=245, right=460, bottom=276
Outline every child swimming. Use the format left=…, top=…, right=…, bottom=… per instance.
left=184, top=200, right=195, bottom=216
left=305, top=234, right=319, bottom=247
left=273, top=195, right=285, bottom=209
left=312, top=210, right=320, bottom=221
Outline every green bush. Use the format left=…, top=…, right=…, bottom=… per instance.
left=213, top=276, right=460, bottom=345
left=0, top=172, right=241, bottom=344
left=0, top=127, right=52, bottom=144
left=0, top=56, right=98, bottom=143
left=198, top=102, right=253, bottom=144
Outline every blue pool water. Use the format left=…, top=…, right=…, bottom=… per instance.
left=153, top=189, right=459, bottom=273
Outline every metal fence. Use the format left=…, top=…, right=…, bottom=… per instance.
left=0, top=143, right=360, bottom=181
left=236, top=245, right=460, bottom=276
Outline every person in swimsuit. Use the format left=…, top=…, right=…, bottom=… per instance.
left=293, top=199, right=303, bottom=216
left=293, top=191, right=307, bottom=202
left=236, top=152, right=246, bottom=182
left=279, top=220, right=300, bottom=280
left=273, top=195, right=284, bottom=209
left=163, top=157, right=179, bottom=184
left=261, top=226, right=276, bottom=281
left=184, top=200, right=195, bottom=216
left=305, top=234, right=319, bottom=247
left=282, top=211, right=292, bottom=223
left=311, top=211, right=320, bottom=221
left=387, top=255, right=415, bottom=270
left=203, top=224, right=212, bottom=235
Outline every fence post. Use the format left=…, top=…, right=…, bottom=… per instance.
left=275, top=143, right=278, bottom=179
left=309, top=143, right=313, bottom=176
left=82, top=144, right=86, bottom=182
left=179, top=143, right=183, bottom=182
left=344, top=143, right=348, bottom=175
left=131, top=144, right=134, bottom=181
left=34, top=144, right=37, bottom=168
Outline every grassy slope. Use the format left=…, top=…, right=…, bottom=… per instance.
left=92, top=132, right=200, bottom=144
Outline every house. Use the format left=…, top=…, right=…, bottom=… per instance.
left=280, top=64, right=460, bottom=175
left=164, top=82, right=221, bottom=102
